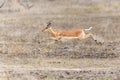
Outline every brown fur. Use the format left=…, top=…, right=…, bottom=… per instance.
left=42, top=27, right=94, bottom=41
left=59, top=29, right=83, bottom=37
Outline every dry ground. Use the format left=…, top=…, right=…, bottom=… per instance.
left=0, top=0, right=120, bottom=80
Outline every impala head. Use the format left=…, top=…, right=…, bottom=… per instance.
left=42, top=21, right=52, bottom=32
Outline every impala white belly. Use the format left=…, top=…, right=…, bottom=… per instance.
left=61, top=37, right=79, bottom=41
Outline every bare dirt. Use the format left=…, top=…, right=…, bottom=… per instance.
left=0, top=65, right=120, bottom=80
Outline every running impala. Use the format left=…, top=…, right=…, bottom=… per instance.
left=42, top=21, right=97, bottom=42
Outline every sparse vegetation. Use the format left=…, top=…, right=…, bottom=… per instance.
left=0, top=0, right=120, bottom=80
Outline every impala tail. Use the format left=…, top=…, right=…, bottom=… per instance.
left=84, top=27, right=93, bottom=31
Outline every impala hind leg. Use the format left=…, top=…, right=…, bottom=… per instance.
left=78, top=33, right=92, bottom=40
left=84, top=33, right=100, bottom=44
left=83, top=33, right=93, bottom=40
left=85, top=33, right=98, bottom=42
left=78, top=33, right=97, bottom=42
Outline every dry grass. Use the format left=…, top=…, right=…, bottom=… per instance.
left=0, top=0, right=120, bottom=80
left=0, top=0, right=119, bottom=65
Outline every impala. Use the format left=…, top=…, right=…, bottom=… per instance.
left=42, top=21, right=97, bottom=42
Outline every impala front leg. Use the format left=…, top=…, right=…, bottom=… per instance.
left=50, top=36, right=62, bottom=41
left=50, top=37, right=57, bottom=40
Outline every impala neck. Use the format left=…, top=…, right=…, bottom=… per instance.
left=48, top=28, right=57, bottom=36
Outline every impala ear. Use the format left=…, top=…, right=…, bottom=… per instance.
left=46, top=21, right=52, bottom=29
left=42, top=21, right=52, bottom=32
left=46, top=21, right=52, bottom=28
left=47, top=21, right=51, bottom=26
